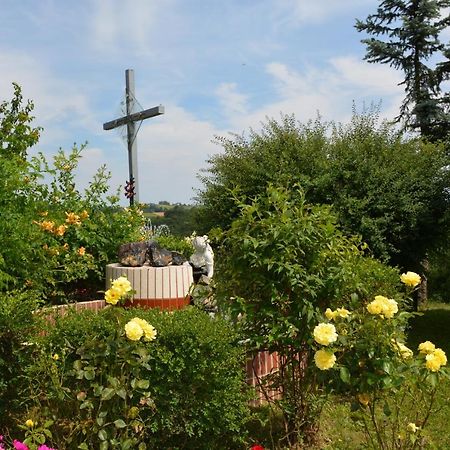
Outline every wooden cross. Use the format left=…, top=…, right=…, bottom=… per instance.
left=103, top=69, right=164, bottom=205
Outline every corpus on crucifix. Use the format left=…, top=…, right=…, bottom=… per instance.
left=103, top=69, right=164, bottom=205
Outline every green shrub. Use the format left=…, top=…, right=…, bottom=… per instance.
left=214, top=184, right=402, bottom=447
left=154, top=233, right=194, bottom=259
left=23, top=306, right=251, bottom=449
left=0, top=291, right=41, bottom=425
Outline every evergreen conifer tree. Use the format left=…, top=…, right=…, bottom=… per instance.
left=356, top=0, right=450, bottom=140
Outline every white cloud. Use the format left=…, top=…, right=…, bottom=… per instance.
left=221, top=57, right=404, bottom=134
left=273, top=0, right=375, bottom=25
left=90, top=0, right=172, bottom=55
left=215, top=83, right=249, bottom=117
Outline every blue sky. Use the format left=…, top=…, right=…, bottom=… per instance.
left=2, top=0, right=447, bottom=204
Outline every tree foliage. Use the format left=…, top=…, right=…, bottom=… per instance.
left=197, top=113, right=450, bottom=270
left=355, top=0, right=450, bottom=140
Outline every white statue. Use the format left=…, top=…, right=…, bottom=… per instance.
left=190, top=235, right=214, bottom=278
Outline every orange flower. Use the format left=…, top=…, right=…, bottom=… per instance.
left=77, top=247, right=86, bottom=256
left=65, top=212, right=81, bottom=226
left=80, top=210, right=89, bottom=219
left=62, top=243, right=69, bottom=251
left=38, top=211, right=48, bottom=217
left=40, top=220, right=55, bottom=232
left=55, top=224, right=67, bottom=236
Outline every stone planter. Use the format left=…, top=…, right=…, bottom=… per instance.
left=106, top=263, right=194, bottom=310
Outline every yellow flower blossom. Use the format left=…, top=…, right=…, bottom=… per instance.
left=336, top=308, right=351, bottom=318
left=125, top=320, right=144, bottom=341
left=313, top=323, right=338, bottom=346
left=131, top=318, right=157, bottom=341
left=393, top=341, right=413, bottom=359
left=38, top=211, right=48, bottom=217
left=65, top=212, right=81, bottom=226
left=25, top=419, right=34, bottom=427
left=105, top=287, right=122, bottom=305
left=112, top=276, right=132, bottom=295
left=407, top=423, right=419, bottom=433
left=77, top=247, right=86, bottom=256
left=314, top=349, right=336, bottom=370
left=367, top=295, right=398, bottom=319
left=80, top=210, right=89, bottom=219
left=425, top=348, right=447, bottom=372
left=400, top=271, right=421, bottom=288
left=52, top=353, right=59, bottom=361
left=418, top=341, right=435, bottom=355
left=325, top=308, right=337, bottom=320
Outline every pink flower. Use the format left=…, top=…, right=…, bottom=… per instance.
left=13, top=441, right=29, bottom=450
left=0, top=444, right=5, bottom=450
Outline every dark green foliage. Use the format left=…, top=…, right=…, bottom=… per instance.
left=197, top=113, right=450, bottom=270
left=355, top=0, right=450, bottom=140
left=26, top=307, right=251, bottom=449
left=0, top=291, right=41, bottom=424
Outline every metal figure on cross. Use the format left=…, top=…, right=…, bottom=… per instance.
left=103, top=69, right=164, bottom=206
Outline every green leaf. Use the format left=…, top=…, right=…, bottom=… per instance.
left=136, top=379, right=150, bottom=389
left=114, top=419, right=127, bottom=429
left=78, top=444, right=89, bottom=450
left=339, top=367, right=351, bottom=384
left=101, top=387, right=115, bottom=400
left=383, top=402, right=391, bottom=416
left=98, top=429, right=108, bottom=441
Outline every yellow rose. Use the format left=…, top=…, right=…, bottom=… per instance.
left=52, top=353, right=59, bottom=361
left=313, top=323, right=338, bottom=346
left=367, top=295, right=398, bottom=318
left=105, top=287, right=122, bottom=305
left=125, top=320, right=144, bottom=341
left=425, top=353, right=442, bottom=372
left=112, top=276, right=132, bottom=294
left=325, top=308, right=337, bottom=320
left=433, top=348, right=447, bottom=366
left=314, top=349, right=336, bottom=370
left=407, top=423, right=419, bottom=433
left=336, top=308, right=351, bottom=318
left=418, top=341, right=435, bottom=355
left=25, top=419, right=34, bottom=427
left=131, top=318, right=157, bottom=341
left=400, top=271, right=421, bottom=288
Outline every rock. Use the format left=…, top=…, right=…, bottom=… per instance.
left=171, top=251, right=186, bottom=266
left=148, top=242, right=173, bottom=267
left=118, top=242, right=148, bottom=267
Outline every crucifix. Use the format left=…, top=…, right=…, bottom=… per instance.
left=103, top=69, right=165, bottom=205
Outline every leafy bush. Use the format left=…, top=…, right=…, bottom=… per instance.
left=21, top=306, right=251, bottom=449
left=0, top=84, right=145, bottom=301
left=0, top=291, right=41, bottom=425
left=197, top=112, right=450, bottom=271
left=214, top=184, right=402, bottom=446
left=154, top=233, right=194, bottom=259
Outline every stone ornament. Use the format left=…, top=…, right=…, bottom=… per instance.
left=189, top=235, right=214, bottom=278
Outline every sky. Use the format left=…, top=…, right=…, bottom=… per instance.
left=1, top=0, right=447, bottom=204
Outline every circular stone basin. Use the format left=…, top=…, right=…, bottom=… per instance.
left=106, top=263, right=194, bottom=310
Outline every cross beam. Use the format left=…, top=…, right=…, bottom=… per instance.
left=103, top=69, right=164, bottom=205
